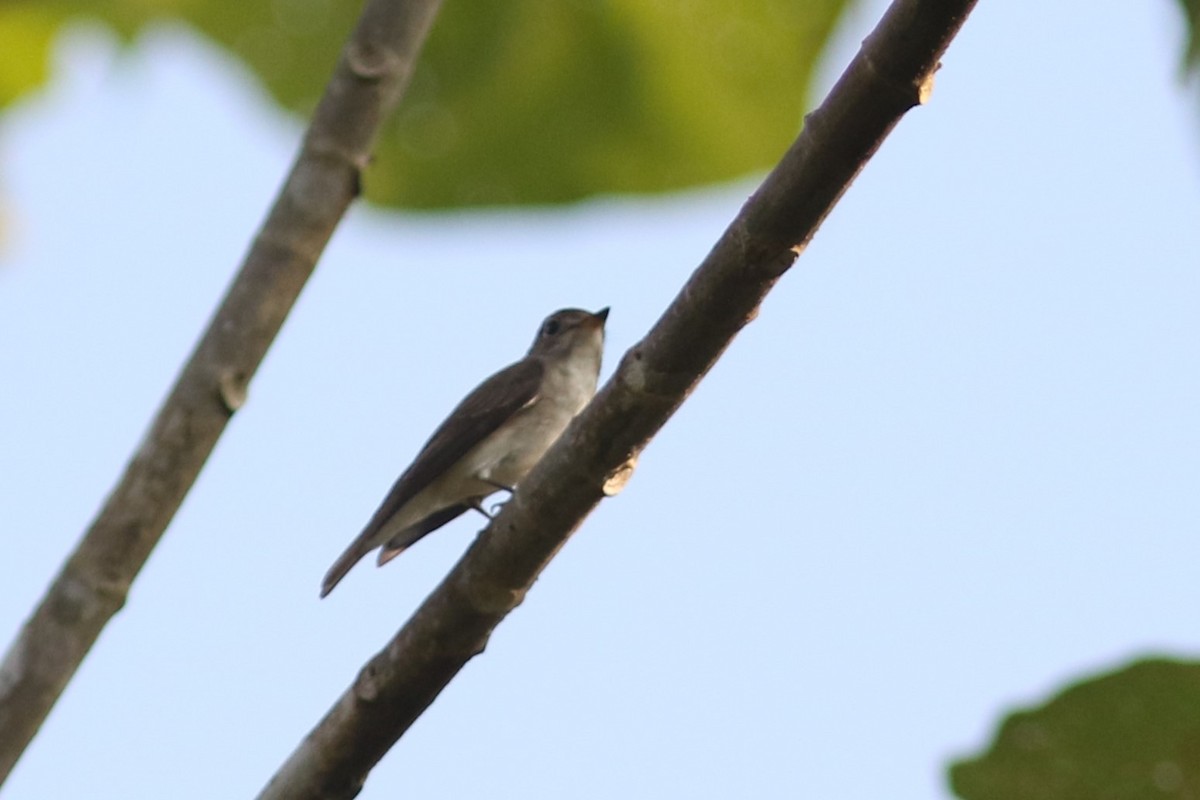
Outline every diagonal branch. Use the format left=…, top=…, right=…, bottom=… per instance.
left=0, top=0, right=444, bottom=785
left=257, top=0, right=978, bottom=798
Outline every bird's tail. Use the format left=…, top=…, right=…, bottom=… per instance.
left=375, top=503, right=476, bottom=567
left=320, top=542, right=369, bottom=598
left=320, top=502, right=478, bottom=597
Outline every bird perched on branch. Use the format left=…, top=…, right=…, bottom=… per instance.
left=320, top=307, right=609, bottom=597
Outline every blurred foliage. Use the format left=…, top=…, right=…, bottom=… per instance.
left=0, top=0, right=853, bottom=208
left=1179, top=0, right=1200, bottom=69
left=0, top=5, right=60, bottom=108
left=949, top=657, right=1200, bottom=800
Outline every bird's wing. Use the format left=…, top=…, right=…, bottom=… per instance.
left=360, top=356, right=543, bottom=539
left=376, top=502, right=475, bottom=567
left=319, top=358, right=543, bottom=598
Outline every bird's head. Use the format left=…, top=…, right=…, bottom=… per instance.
left=528, top=307, right=608, bottom=362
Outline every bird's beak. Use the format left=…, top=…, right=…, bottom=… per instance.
left=592, top=307, right=610, bottom=325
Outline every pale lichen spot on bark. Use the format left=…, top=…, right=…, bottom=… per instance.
left=354, top=662, right=383, bottom=703
left=53, top=573, right=97, bottom=626
left=0, top=635, right=26, bottom=695
left=622, top=350, right=648, bottom=393
left=468, top=581, right=527, bottom=617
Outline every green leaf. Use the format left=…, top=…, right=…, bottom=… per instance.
left=363, top=0, right=852, bottom=207
left=0, top=6, right=60, bottom=107
left=3, top=0, right=851, bottom=208
left=1177, top=0, right=1200, bottom=69
left=949, top=657, right=1200, bottom=800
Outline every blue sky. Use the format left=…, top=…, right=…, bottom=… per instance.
left=1, top=0, right=1198, bottom=798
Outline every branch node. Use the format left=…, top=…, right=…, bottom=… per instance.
left=860, top=50, right=926, bottom=110
left=602, top=454, right=638, bottom=497
left=467, top=582, right=527, bottom=617
left=917, top=65, right=938, bottom=105
left=346, top=39, right=400, bottom=82
left=217, top=370, right=248, bottom=414
left=354, top=660, right=384, bottom=704
left=302, top=137, right=371, bottom=186
left=764, top=249, right=798, bottom=278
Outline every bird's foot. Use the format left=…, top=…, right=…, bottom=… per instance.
left=468, top=498, right=494, bottom=520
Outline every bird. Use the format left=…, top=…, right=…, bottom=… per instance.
left=320, top=307, right=609, bottom=597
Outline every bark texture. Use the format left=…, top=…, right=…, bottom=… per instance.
left=257, top=0, right=978, bottom=798
left=0, top=0, right=445, bottom=786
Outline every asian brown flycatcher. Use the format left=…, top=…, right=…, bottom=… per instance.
left=320, top=307, right=608, bottom=597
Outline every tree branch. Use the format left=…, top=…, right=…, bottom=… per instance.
left=256, top=0, right=978, bottom=797
left=0, top=0, right=444, bottom=785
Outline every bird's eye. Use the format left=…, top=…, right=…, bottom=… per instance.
left=543, top=320, right=561, bottom=336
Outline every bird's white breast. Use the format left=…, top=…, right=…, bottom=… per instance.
left=468, top=348, right=600, bottom=488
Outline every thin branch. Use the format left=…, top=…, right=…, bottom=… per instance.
left=256, top=0, right=978, bottom=797
left=0, top=0, right=444, bottom=785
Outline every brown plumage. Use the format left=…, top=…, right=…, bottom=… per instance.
left=320, top=308, right=607, bottom=597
